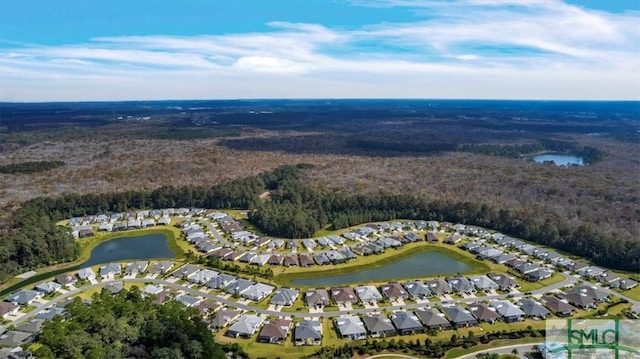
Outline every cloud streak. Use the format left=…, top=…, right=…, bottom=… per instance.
left=1, top=0, right=638, bottom=101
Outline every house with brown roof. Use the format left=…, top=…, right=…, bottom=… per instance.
left=467, top=302, right=501, bottom=324
left=541, top=296, right=576, bottom=317
left=283, top=254, right=299, bottom=267
left=0, top=302, right=18, bottom=318
left=257, top=319, right=292, bottom=344
left=299, top=254, right=315, bottom=267
left=55, top=274, right=77, bottom=287
left=330, top=287, right=358, bottom=305
left=380, top=283, right=409, bottom=301
left=268, top=254, right=284, bottom=266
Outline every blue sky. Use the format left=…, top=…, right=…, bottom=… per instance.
left=1, top=0, right=638, bottom=101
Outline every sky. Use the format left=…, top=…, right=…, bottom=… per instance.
left=1, top=0, right=639, bottom=101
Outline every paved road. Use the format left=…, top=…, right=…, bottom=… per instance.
left=0, top=271, right=581, bottom=334
left=457, top=343, right=543, bottom=359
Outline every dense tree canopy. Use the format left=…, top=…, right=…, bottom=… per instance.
left=0, top=160, right=65, bottom=174
left=34, top=287, right=228, bottom=359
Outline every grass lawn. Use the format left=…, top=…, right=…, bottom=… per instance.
left=516, top=274, right=565, bottom=292
left=617, top=285, right=640, bottom=301
left=445, top=337, right=543, bottom=358
left=272, top=242, right=494, bottom=288
left=281, top=297, right=309, bottom=313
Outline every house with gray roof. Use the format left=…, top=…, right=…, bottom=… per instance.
left=469, top=276, right=499, bottom=292
left=330, top=287, right=358, bottom=305
left=326, top=250, right=347, bottom=264
left=316, top=237, right=331, bottom=246
left=355, top=285, right=383, bottom=303
left=188, top=269, right=219, bottom=284
left=258, top=319, right=292, bottom=344
left=525, top=267, right=554, bottom=282
left=314, top=252, right=331, bottom=265
left=381, top=283, right=409, bottom=301
left=390, top=311, right=424, bottom=335
left=402, top=281, right=432, bottom=299
left=142, top=284, right=164, bottom=297
left=77, top=267, right=96, bottom=281
left=415, top=308, right=452, bottom=330
left=99, top=263, right=121, bottom=278
left=6, top=290, right=42, bottom=306
left=442, top=306, right=477, bottom=328
left=362, top=313, right=397, bottom=338
left=270, top=288, right=299, bottom=306
left=446, top=277, right=475, bottom=294
left=124, top=261, right=148, bottom=276
left=302, top=239, right=317, bottom=251
left=242, top=283, right=275, bottom=302
left=0, top=331, right=33, bottom=348
left=467, top=302, right=500, bottom=323
left=487, top=273, right=519, bottom=292
left=294, top=320, right=322, bottom=346
left=490, top=253, right=517, bottom=264
left=171, top=264, right=201, bottom=279
left=492, top=300, right=526, bottom=322
left=444, top=234, right=463, bottom=245
left=328, top=235, right=345, bottom=245
left=209, top=309, right=242, bottom=330
left=610, top=278, right=638, bottom=291
left=577, top=266, right=606, bottom=278
left=34, top=306, right=66, bottom=321
left=34, top=281, right=62, bottom=295
left=226, top=314, right=265, bottom=338
left=206, top=273, right=237, bottom=290
left=148, top=261, right=174, bottom=275
left=250, top=254, right=271, bottom=266
left=425, top=279, right=452, bottom=296
left=224, top=278, right=255, bottom=296
left=15, top=319, right=44, bottom=334
left=105, top=281, right=124, bottom=294
left=569, top=285, right=609, bottom=303
left=517, top=299, right=551, bottom=319
left=404, top=232, right=421, bottom=243
left=338, top=248, right=356, bottom=260
left=335, top=316, right=367, bottom=340
left=305, top=289, right=329, bottom=309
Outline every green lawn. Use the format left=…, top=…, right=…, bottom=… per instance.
left=445, top=337, right=543, bottom=358
left=516, top=274, right=565, bottom=292
left=617, top=285, right=640, bottom=301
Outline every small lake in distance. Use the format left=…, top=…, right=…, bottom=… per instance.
left=290, top=251, right=472, bottom=287
left=531, top=153, right=584, bottom=166
left=82, top=234, right=175, bottom=267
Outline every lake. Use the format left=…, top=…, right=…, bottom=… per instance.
left=290, top=251, right=472, bottom=286
left=531, top=153, right=584, bottom=166
left=82, top=234, right=175, bottom=267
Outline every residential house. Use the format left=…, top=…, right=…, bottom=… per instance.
left=0, top=331, right=34, bottom=348
left=425, top=232, right=439, bottom=242
left=226, top=314, right=265, bottom=338
left=557, top=292, right=596, bottom=310
left=490, top=253, right=517, bottom=264
left=469, top=276, right=499, bottom=292
left=0, top=302, right=18, bottom=319
left=268, top=254, right=284, bottom=266
left=242, top=283, right=275, bottom=302
left=517, top=299, right=551, bottom=319
left=299, top=254, right=315, bottom=267
left=171, top=264, right=201, bottom=279
left=15, top=319, right=44, bottom=334
left=415, top=308, right=452, bottom=330
left=338, top=248, right=357, bottom=261
left=487, top=273, right=519, bottom=292
left=305, top=289, right=329, bottom=309
left=541, top=295, right=577, bottom=317
left=362, top=313, right=397, bottom=338
left=105, top=281, right=124, bottom=294
left=569, top=285, right=609, bottom=303
left=491, top=300, right=526, bottom=322
left=124, top=261, right=149, bottom=276
left=335, top=316, right=367, bottom=340
left=313, top=252, right=331, bottom=265
left=209, top=309, right=242, bottom=330
left=355, top=285, right=383, bottom=303
left=99, top=263, right=121, bottom=278
left=446, top=277, right=475, bottom=294
left=610, top=278, right=638, bottom=291
left=176, top=294, right=201, bottom=307
left=6, top=290, right=42, bottom=306
left=330, top=287, right=359, bottom=306
left=54, top=274, right=77, bottom=287
left=380, top=283, right=409, bottom=301
left=515, top=262, right=540, bottom=275
left=77, top=267, right=96, bottom=281
left=34, top=282, right=62, bottom=295
left=390, top=311, right=424, bottom=335
left=525, top=268, right=554, bottom=282
left=34, top=306, right=66, bottom=321
left=326, top=251, right=347, bottom=264
left=142, top=284, right=164, bottom=297
left=283, top=254, right=299, bottom=267
left=596, top=272, right=620, bottom=285
left=402, top=281, right=432, bottom=299
left=444, top=234, right=463, bottom=245
left=467, top=303, right=501, bottom=323
left=270, top=288, right=299, bottom=307
left=195, top=301, right=220, bottom=317
left=404, top=232, right=421, bottom=243
left=257, top=319, right=292, bottom=344
left=98, top=223, right=113, bottom=232
left=224, top=278, right=255, bottom=296
left=148, top=261, right=174, bottom=275
left=206, top=273, right=237, bottom=290
left=294, top=320, right=322, bottom=346
left=188, top=269, right=219, bottom=284
left=442, top=306, right=478, bottom=328
left=425, top=279, right=452, bottom=296
left=250, top=254, right=271, bottom=266
left=578, top=266, right=606, bottom=278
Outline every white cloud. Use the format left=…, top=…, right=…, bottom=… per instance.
left=1, top=0, right=638, bottom=101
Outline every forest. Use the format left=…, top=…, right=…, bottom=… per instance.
left=0, top=163, right=637, bottom=284
left=33, top=287, right=239, bottom=359
left=0, top=160, right=65, bottom=174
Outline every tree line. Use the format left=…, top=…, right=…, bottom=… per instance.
left=0, top=163, right=637, bottom=283
left=33, top=287, right=240, bottom=359
left=457, top=139, right=605, bottom=164
left=0, top=160, right=65, bottom=174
